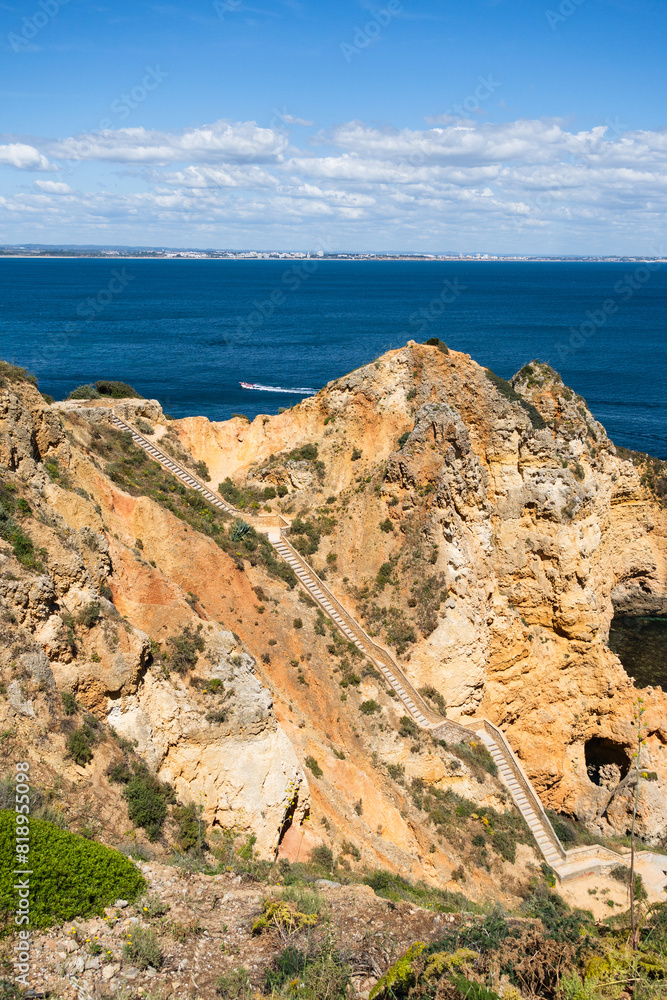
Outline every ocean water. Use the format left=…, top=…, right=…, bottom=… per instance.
left=608, top=617, right=667, bottom=692
left=0, top=258, right=665, bottom=457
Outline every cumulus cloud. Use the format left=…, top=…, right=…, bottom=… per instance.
left=2, top=116, right=667, bottom=249
left=0, top=143, right=54, bottom=172
left=33, top=180, right=73, bottom=193
left=49, top=119, right=289, bottom=166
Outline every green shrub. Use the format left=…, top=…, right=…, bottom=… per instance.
left=61, top=691, right=77, bottom=716
left=399, top=716, right=418, bottom=738
left=66, top=726, right=96, bottom=766
left=379, top=518, right=394, bottom=533
left=351, top=448, right=362, bottom=461
left=293, top=617, right=303, bottom=629
left=173, top=802, right=207, bottom=854
left=95, top=380, right=143, bottom=399
left=122, top=925, right=162, bottom=970
left=492, top=829, right=517, bottom=864
left=166, top=624, right=205, bottom=674
left=360, top=700, right=380, bottom=715
left=76, top=601, right=101, bottom=629
left=124, top=776, right=169, bottom=841
left=425, top=337, right=449, bottom=354
left=419, top=685, right=447, bottom=716
left=0, top=482, right=42, bottom=572
left=67, top=384, right=101, bottom=400
left=309, top=844, right=334, bottom=868
left=304, top=756, right=323, bottom=779
left=398, top=431, right=410, bottom=448
left=0, top=810, right=144, bottom=927
left=108, top=758, right=175, bottom=840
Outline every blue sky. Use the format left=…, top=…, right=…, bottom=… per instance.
left=1, top=0, right=666, bottom=251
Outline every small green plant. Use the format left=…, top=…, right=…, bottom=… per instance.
left=166, top=624, right=205, bottom=674
left=136, top=892, right=170, bottom=918
left=351, top=448, right=362, bottom=461
left=61, top=691, right=77, bottom=716
left=379, top=518, right=394, bottom=533
left=77, top=601, right=101, bottom=629
left=293, top=617, right=303, bottom=629
left=66, top=726, right=96, bottom=766
left=399, top=716, right=418, bottom=738
left=360, top=699, right=380, bottom=715
left=122, top=925, right=162, bottom=970
left=215, top=967, right=253, bottom=999
left=305, top=756, right=323, bottom=778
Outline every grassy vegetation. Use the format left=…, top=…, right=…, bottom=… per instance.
left=364, top=870, right=474, bottom=914
left=484, top=368, right=547, bottom=431
left=0, top=361, right=38, bottom=389
left=409, top=778, right=529, bottom=866
left=616, top=446, right=667, bottom=504
left=85, top=423, right=297, bottom=587
left=0, top=810, right=144, bottom=929
left=425, top=337, right=450, bottom=355
left=0, top=481, right=43, bottom=572
left=67, top=379, right=143, bottom=401
left=107, top=755, right=176, bottom=841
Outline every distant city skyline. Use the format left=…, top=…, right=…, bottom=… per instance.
left=1, top=0, right=666, bottom=252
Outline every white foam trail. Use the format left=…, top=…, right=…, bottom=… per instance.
left=242, top=384, right=317, bottom=394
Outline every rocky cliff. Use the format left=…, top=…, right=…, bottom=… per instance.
left=1, top=342, right=666, bottom=906
left=174, top=343, right=667, bottom=847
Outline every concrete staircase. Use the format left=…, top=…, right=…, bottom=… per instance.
left=104, top=409, right=643, bottom=883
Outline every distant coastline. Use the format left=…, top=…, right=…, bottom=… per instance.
left=1, top=247, right=665, bottom=264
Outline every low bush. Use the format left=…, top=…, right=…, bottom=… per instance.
left=0, top=481, right=43, bottom=572
left=359, top=700, right=380, bottom=715
left=95, top=380, right=143, bottom=399
left=304, top=756, right=323, bottom=778
left=61, top=691, right=77, bottom=716
left=0, top=810, right=144, bottom=927
left=67, top=384, right=101, bottom=400
left=66, top=724, right=98, bottom=766
left=122, top=925, right=162, bottom=970
left=107, top=757, right=175, bottom=841
left=76, top=601, right=101, bottom=629
left=166, top=624, right=205, bottom=674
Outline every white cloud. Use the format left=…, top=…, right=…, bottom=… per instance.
left=2, top=116, right=667, bottom=251
left=33, top=180, right=73, bottom=193
left=0, top=143, right=54, bottom=171
left=49, top=119, right=288, bottom=166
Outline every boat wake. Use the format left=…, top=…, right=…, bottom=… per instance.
left=240, top=382, right=317, bottom=394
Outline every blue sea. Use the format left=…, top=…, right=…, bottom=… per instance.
left=0, top=258, right=665, bottom=458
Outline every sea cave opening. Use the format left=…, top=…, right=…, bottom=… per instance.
left=584, top=736, right=630, bottom=788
